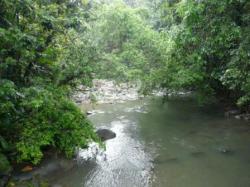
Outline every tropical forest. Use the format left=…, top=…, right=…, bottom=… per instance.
left=0, top=0, right=249, bottom=186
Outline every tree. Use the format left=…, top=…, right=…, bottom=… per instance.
left=155, top=0, right=250, bottom=107
left=0, top=0, right=99, bottom=168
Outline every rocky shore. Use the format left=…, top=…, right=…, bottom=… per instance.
left=225, top=109, right=250, bottom=121
left=73, top=79, right=249, bottom=121
left=72, top=79, right=140, bottom=104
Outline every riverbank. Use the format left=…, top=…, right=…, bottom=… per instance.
left=72, top=79, right=140, bottom=105
left=30, top=96, right=250, bottom=187
left=1, top=80, right=140, bottom=187
left=3, top=151, right=76, bottom=187
left=3, top=80, right=249, bottom=187
left=73, top=79, right=250, bottom=121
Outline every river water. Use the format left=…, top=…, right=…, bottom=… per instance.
left=49, top=97, right=250, bottom=187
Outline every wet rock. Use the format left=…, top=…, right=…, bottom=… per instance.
left=243, top=114, right=250, bottom=121
left=12, top=172, right=33, bottom=181
left=239, top=114, right=250, bottom=121
left=224, top=109, right=250, bottom=121
left=21, top=165, right=33, bottom=172
left=225, top=109, right=241, bottom=117
left=233, top=113, right=250, bottom=121
left=234, top=114, right=242, bottom=119
left=96, top=129, right=116, bottom=141
left=75, top=99, right=82, bottom=104
left=72, top=79, right=140, bottom=104
left=86, top=111, right=93, bottom=116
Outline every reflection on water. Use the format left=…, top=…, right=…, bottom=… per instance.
left=47, top=97, right=250, bottom=187
left=84, top=120, right=153, bottom=187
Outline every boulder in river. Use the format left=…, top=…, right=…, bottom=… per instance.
left=96, top=129, right=116, bottom=141
left=86, top=111, right=93, bottom=116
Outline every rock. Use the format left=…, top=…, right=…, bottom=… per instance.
left=243, top=114, right=250, bottom=121
left=224, top=109, right=250, bottom=121
left=12, top=172, right=33, bottom=181
left=224, top=109, right=241, bottom=117
left=234, top=114, right=242, bottom=119
left=75, top=100, right=82, bottom=104
left=86, top=111, right=93, bottom=116
left=72, top=79, right=139, bottom=104
left=96, top=129, right=116, bottom=141
left=233, top=113, right=250, bottom=121
left=21, top=165, right=33, bottom=172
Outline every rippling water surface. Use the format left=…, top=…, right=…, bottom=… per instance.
left=48, top=97, right=250, bottom=187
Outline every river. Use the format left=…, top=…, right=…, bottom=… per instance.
left=48, top=96, right=250, bottom=187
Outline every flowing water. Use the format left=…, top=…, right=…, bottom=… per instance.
left=48, top=97, right=250, bottom=187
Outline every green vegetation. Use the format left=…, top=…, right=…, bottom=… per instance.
left=92, top=0, right=250, bottom=107
left=0, top=0, right=249, bottom=175
left=0, top=0, right=99, bottom=170
left=153, top=0, right=250, bottom=107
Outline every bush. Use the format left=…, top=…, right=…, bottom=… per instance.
left=11, top=86, right=98, bottom=164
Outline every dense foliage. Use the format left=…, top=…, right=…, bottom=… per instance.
left=90, top=0, right=249, bottom=108
left=0, top=0, right=98, bottom=172
left=87, top=2, right=170, bottom=94
left=0, top=0, right=249, bottom=175
left=154, top=0, right=250, bottom=107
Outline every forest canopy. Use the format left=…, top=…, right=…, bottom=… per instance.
left=0, top=0, right=249, bottom=174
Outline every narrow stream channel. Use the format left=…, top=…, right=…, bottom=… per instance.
left=48, top=97, right=250, bottom=187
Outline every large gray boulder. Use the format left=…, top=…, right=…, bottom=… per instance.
left=96, top=129, right=116, bottom=141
